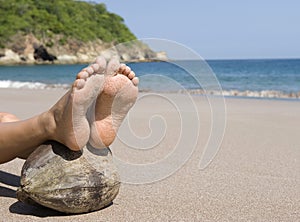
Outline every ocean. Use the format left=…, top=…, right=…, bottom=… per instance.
left=0, top=59, right=299, bottom=99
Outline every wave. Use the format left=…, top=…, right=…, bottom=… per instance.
left=138, top=89, right=300, bottom=99
left=0, top=80, right=69, bottom=90
left=1, top=80, right=299, bottom=99
left=178, top=89, right=300, bottom=99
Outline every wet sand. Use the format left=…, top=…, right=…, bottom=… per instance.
left=0, top=88, right=299, bottom=221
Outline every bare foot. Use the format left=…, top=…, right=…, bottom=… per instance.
left=88, top=57, right=139, bottom=148
left=48, top=61, right=105, bottom=151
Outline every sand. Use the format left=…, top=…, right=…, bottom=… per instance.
left=0, top=88, right=299, bottom=221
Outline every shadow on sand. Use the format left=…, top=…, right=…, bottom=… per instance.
left=9, top=201, right=66, bottom=217
left=0, top=170, right=20, bottom=187
left=9, top=201, right=113, bottom=217
left=0, top=170, right=65, bottom=217
left=0, top=170, right=19, bottom=199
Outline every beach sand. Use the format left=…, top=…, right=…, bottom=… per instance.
left=0, top=88, right=299, bottom=221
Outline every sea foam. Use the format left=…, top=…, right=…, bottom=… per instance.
left=1, top=80, right=299, bottom=99
left=180, top=89, right=300, bottom=99
left=0, top=80, right=69, bottom=90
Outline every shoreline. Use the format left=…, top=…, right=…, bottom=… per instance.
left=0, top=58, right=167, bottom=66
left=1, top=57, right=300, bottom=65
left=1, top=87, right=300, bottom=101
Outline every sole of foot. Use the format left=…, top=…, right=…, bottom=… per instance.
left=49, top=59, right=107, bottom=151
left=87, top=57, right=139, bottom=148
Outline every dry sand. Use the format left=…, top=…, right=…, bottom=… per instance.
left=0, top=88, right=299, bottom=221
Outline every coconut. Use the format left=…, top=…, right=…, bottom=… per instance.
left=17, top=141, right=120, bottom=214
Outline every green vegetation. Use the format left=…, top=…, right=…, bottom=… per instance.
left=0, top=0, right=136, bottom=47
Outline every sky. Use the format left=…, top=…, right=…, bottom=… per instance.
left=89, top=0, right=300, bottom=59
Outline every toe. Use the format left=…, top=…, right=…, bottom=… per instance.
left=78, top=74, right=105, bottom=99
left=91, top=63, right=100, bottom=73
left=74, top=79, right=85, bottom=90
left=119, top=64, right=127, bottom=74
left=77, top=71, right=89, bottom=80
left=106, top=57, right=120, bottom=76
left=132, top=77, right=139, bottom=86
left=124, top=66, right=131, bottom=75
left=85, top=66, right=94, bottom=75
left=128, top=71, right=135, bottom=79
left=95, top=56, right=107, bottom=74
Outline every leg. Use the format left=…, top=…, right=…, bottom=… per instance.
left=88, top=57, right=139, bottom=148
left=0, top=112, right=36, bottom=159
left=0, top=60, right=105, bottom=164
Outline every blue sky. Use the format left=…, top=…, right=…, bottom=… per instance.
left=89, top=0, right=300, bottom=59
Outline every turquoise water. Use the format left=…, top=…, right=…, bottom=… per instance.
left=0, top=59, right=299, bottom=99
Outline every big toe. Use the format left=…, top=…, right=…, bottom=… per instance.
left=106, top=57, right=120, bottom=76
left=93, top=56, right=107, bottom=74
left=72, top=74, right=105, bottom=107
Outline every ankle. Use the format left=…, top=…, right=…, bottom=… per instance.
left=38, top=110, right=57, bottom=140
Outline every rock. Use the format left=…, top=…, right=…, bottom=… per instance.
left=57, top=54, right=78, bottom=64
left=155, top=51, right=168, bottom=61
left=1, top=33, right=168, bottom=64
left=23, top=38, right=36, bottom=63
left=76, top=53, right=91, bottom=63
left=0, top=49, right=21, bottom=64
left=34, top=45, right=57, bottom=62
left=17, top=141, right=120, bottom=214
left=119, top=53, right=132, bottom=62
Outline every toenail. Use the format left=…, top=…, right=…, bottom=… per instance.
left=128, top=71, right=135, bottom=79
left=125, top=67, right=131, bottom=73
left=119, top=64, right=126, bottom=72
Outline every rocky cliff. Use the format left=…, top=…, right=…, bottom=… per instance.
left=0, top=1, right=167, bottom=65
left=0, top=33, right=167, bottom=65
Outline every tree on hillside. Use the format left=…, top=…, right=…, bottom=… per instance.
left=0, top=0, right=136, bottom=48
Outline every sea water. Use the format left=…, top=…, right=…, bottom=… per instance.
left=0, top=59, right=299, bottom=99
